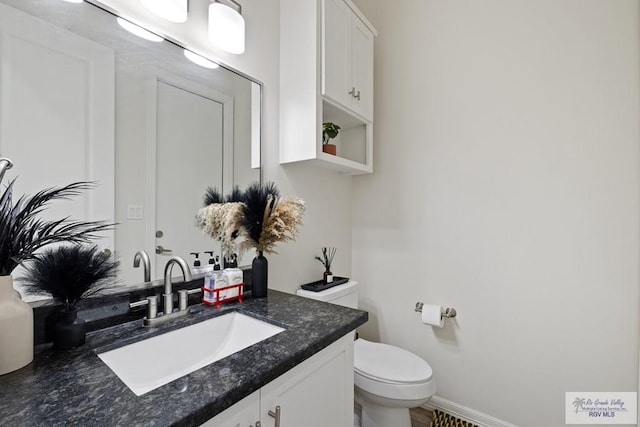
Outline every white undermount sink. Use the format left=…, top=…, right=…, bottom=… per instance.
left=97, top=312, right=285, bottom=396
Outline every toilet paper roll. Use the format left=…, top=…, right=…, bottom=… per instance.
left=421, top=304, right=445, bottom=328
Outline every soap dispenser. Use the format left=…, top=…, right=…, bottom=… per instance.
left=223, top=253, right=242, bottom=299
left=202, top=251, right=215, bottom=275
left=223, top=253, right=238, bottom=269
left=205, top=251, right=215, bottom=268
left=190, top=252, right=205, bottom=274
left=204, top=254, right=226, bottom=305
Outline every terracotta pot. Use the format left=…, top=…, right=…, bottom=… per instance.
left=0, top=275, right=33, bottom=375
left=322, top=144, right=337, bottom=155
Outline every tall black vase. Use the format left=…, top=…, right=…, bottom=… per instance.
left=53, top=309, right=86, bottom=350
left=252, top=251, right=268, bottom=298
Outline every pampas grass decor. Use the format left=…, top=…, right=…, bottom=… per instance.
left=198, top=186, right=245, bottom=254
left=203, top=187, right=224, bottom=206
left=203, top=186, right=243, bottom=207
left=241, top=182, right=280, bottom=250
left=239, top=182, right=305, bottom=255
left=21, top=245, right=119, bottom=311
left=197, top=182, right=305, bottom=256
left=197, top=202, right=244, bottom=254
left=225, top=186, right=244, bottom=203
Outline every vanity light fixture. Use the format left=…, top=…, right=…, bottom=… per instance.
left=140, top=0, right=188, bottom=23
left=183, top=50, right=219, bottom=69
left=208, top=0, right=245, bottom=54
left=116, top=18, right=164, bottom=42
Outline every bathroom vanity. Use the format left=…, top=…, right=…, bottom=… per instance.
left=0, top=291, right=367, bottom=426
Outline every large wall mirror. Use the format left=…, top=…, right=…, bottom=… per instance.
left=0, top=0, right=261, bottom=298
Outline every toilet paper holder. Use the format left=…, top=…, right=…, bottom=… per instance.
left=415, top=302, right=457, bottom=319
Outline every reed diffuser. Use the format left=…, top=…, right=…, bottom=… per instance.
left=315, top=247, right=336, bottom=284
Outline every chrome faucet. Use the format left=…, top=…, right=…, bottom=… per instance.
left=163, top=256, right=193, bottom=315
left=129, top=255, right=198, bottom=327
left=133, top=250, right=151, bottom=282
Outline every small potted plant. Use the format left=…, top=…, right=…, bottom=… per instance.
left=22, top=245, right=119, bottom=350
left=322, top=122, right=341, bottom=156
left=315, top=247, right=336, bottom=284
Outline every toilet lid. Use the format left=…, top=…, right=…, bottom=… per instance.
left=354, top=339, right=433, bottom=384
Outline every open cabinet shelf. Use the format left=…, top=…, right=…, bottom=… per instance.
left=320, top=99, right=372, bottom=174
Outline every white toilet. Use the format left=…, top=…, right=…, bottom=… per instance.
left=296, top=281, right=436, bottom=427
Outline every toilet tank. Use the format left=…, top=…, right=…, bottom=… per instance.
left=296, top=281, right=359, bottom=308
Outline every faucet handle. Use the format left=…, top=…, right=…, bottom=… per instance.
left=129, top=295, right=158, bottom=319
left=146, top=296, right=158, bottom=319
left=178, top=288, right=202, bottom=311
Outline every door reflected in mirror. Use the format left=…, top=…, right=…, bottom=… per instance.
left=0, top=0, right=261, bottom=299
left=153, top=80, right=223, bottom=279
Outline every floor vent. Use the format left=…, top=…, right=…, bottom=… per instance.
left=431, top=409, right=480, bottom=427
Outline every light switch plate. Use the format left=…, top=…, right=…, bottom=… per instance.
left=127, top=204, right=144, bottom=219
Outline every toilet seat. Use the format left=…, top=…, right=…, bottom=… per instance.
left=354, top=339, right=436, bottom=401
left=354, top=339, right=433, bottom=383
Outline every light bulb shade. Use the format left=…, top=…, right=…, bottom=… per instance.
left=140, top=0, right=188, bottom=23
left=117, top=18, right=164, bottom=42
left=208, top=2, right=245, bottom=54
left=183, top=50, right=219, bottom=69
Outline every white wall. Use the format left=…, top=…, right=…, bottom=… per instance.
left=96, top=0, right=353, bottom=292
left=351, top=0, right=639, bottom=425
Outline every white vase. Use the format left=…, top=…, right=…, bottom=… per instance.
left=0, top=275, right=33, bottom=375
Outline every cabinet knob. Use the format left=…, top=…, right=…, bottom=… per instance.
left=268, top=405, right=281, bottom=427
left=355, top=90, right=361, bottom=101
left=349, top=87, right=356, bottom=97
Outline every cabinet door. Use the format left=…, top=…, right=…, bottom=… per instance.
left=260, top=335, right=354, bottom=427
left=350, top=17, right=374, bottom=121
left=200, top=391, right=260, bottom=427
left=322, top=0, right=352, bottom=109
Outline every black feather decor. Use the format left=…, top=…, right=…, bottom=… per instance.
left=225, top=186, right=244, bottom=203
left=203, top=186, right=224, bottom=206
left=203, top=186, right=247, bottom=206
left=241, top=181, right=280, bottom=247
left=21, top=245, right=119, bottom=311
left=0, top=180, right=114, bottom=275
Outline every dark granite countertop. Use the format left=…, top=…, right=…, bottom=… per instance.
left=0, top=290, right=367, bottom=426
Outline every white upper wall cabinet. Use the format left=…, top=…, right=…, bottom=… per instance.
left=322, top=0, right=374, bottom=122
left=280, top=0, right=376, bottom=174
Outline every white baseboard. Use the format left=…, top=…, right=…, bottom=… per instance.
left=422, top=395, right=518, bottom=427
